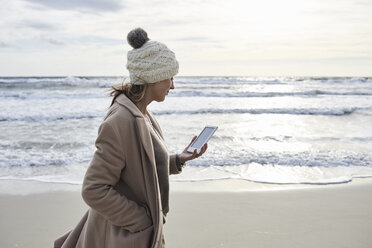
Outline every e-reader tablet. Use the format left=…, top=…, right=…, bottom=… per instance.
left=187, top=126, right=218, bottom=153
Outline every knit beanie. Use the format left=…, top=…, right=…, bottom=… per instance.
left=126, top=28, right=179, bottom=85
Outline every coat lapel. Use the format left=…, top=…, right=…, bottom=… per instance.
left=136, top=117, right=163, bottom=248
left=136, top=117, right=156, bottom=167
left=115, top=94, right=159, bottom=165
left=147, top=111, right=164, bottom=139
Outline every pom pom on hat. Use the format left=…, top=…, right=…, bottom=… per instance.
left=127, top=28, right=149, bottom=49
left=126, top=28, right=179, bottom=85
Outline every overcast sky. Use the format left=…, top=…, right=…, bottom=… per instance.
left=1, top=0, right=371, bottom=76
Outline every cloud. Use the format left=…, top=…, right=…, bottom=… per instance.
left=79, top=35, right=123, bottom=45
left=0, top=41, right=13, bottom=48
left=356, top=0, right=372, bottom=6
left=24, top=0, right=124, bottom=12
left=20, top=20, right=58, bottom=30
left=175, top=36, right=211, bottom=42
left=41, top=37, right=65, bottom=46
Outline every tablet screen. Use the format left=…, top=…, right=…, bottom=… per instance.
left=190, top=126, right=217, bottom=150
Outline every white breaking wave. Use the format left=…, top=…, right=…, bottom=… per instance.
left=0, top=92, right=103, bottom=99
left=153, top=107, right=360, bottom=116
left=2, top=163, right=371, bottom=185
left=0, top=112, right=105, bottom=122
left=0, top=107, right=363, bottom=122
left=170, top=164, right=372, bottom=185
left=2, top=90, right=372, bottom=100
left=170, top=90, right=372, bottom=98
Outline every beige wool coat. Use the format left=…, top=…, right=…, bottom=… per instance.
left=54, top=94, right=181, bottom=248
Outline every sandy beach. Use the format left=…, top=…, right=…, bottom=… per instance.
left=0, top=179, right=371, bottom=248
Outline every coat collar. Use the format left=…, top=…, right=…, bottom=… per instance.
left=115, top=94, right=144, bottom=118
left=115, top=94, right=164, bottom=139
left=115, top=94, right=154, bottom=157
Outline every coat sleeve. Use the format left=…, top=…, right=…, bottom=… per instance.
left=169, top=154, right=182, bottom=175
left=81, top=121, right=152, bottom=232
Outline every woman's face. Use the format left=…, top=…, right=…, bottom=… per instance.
left=148, top=78, right=174, bottom=102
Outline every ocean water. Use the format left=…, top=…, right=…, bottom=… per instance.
left=1, top=76, right=372, bottom=185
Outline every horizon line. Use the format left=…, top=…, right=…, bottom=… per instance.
left=1, top=75, right=371, bottom=78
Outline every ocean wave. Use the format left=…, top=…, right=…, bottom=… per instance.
left=292, top=77, right=372, bottom=84
left=1, top=90, right=371, bottom=100
left=0, top=154, right=91, bottom=168
left=285, top=136, right=371, bottom=142
left=169, top=90, right=372, bottom=98
left=1, top=76, right=371, bottom=85
left=0, top=76, right=121, bottom=89
left=214, top=135, right=294, bottom=142
left=187, top=149, right=372, bottom=168
left=153, top=107, right=360, bottom=116
left=0, top=76, right=83, bottom=85
left=2, top=166, right=372, bottom=185
left=170, top=164, right=372, bottom=185
left=0, top=163, right=88, bottom=185
left=215, top=135, right=372, bottom=143
left=315, top=90, right=372, bottom=96
left=174, top=77, right=286, bottom=85
left=174, top=76, right=372, bottom=85
left=0, top=107, right=367, bottom=123
left=1, top=148, right=372, bottom=185
left=0, top=112, right=104, bottom=122
left=2, top=77, right=372, bottom=95
left=0, top=92, right=104, bottom=99
left=0, top=140, right=88, bottom=150
left=0, top=76, right=116, bottom=84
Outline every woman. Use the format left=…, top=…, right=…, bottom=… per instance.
left=54, top=28, right=207, bottom=248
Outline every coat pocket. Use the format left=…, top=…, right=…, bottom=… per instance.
left=133, top=225, right=154, bottom=248
left=106, top=224, right=154, bottom=248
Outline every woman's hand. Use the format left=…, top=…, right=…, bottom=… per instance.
left=178, top=136, right=208, bottom=164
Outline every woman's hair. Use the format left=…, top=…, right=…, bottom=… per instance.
left=109, top=81, right=148, bottom=107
